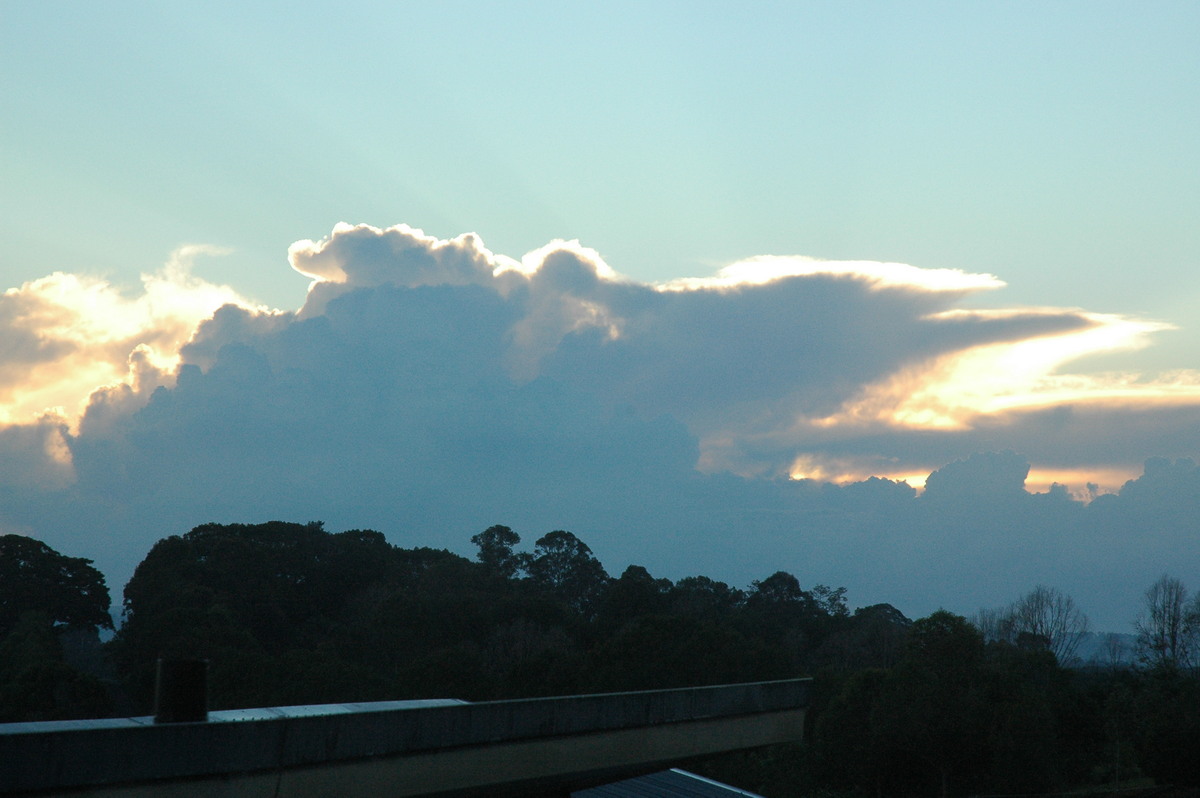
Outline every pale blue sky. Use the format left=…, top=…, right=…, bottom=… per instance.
left=3, top=1, right=1199, bottom=371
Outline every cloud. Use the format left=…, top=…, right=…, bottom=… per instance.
left=288, top=223, right=523, bottom=318
left=660, top=254, right=1005, bottom=293
left=0, top=413, right=73, bottom=492
left=0, top=245, right=254, bottom=425
left=2, top=222, right=1200, bottom=631
left=280, top=227, right=1193, bottom=483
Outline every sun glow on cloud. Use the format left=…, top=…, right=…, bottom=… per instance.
left=787, top=453, right=931, bottom=488
left=5, top=222, right=1200, bottom=502
left=780, top=304, right=1200, bottom=492
left=660, top=255, right=1005, bottom=293
left=814, top=310, right=1190, bottom=432
left=0, top=246, right=255, bottom=427
left=785, top=460, right=1137, bottom=500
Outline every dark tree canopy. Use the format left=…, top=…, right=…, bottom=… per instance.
left=527, top=530, right=609, bottom=616
left=748, top=571, right=807, bottom=605
left=470, top=524, right=527, bottom=579
left=11, top=520, right=1193, bottom=798
left=112, top=521, right=409, bottom=708
left=596, top=565, right=672, bottom=629
left=669, top=576, right=744, bottom=620
left=0, top=534, right=112, bottom=637
left=119, top=521, right=396, bottom=640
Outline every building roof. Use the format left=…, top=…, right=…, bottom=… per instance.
left=573, top=768, right=765, bottom=798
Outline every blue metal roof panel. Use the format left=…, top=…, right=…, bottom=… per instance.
left=573, top=768, right=765, bottom=797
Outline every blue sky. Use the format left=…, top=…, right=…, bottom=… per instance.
left=5, top=2, right=1199, bottom=361
left=3, top=3, right=1200, bottom=629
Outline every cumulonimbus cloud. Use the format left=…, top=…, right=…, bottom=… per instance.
left=284, top=223, right=1200, bottom=486
left=2, top=222, right=1200, bottom=630
left=7, top=222, right=1195, bottom=488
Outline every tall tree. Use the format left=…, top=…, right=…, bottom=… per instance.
left=1129, top=668, right=1200, bottom=786
left=0, top=535, right=112, bottom=637
left=527, top=531, right=609, bottom=617
left=1009, top=586, right=1090, bottom=664
left=816, top=603, right=911, bottom=672
left=112, top=521, right=402, bottom=709
left=1135, top=574, right=1198, bottom=670
left=595, top=565, right=672, bottom=632
left=875, top=611, right=989, bottom=798
left=470, top=525, right=528, bottom=579
left=813, top=668, right=892, bottom=795
left=0, top=536, right=114, bottom=722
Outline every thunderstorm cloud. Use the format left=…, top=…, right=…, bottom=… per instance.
left=2, top=223, right=1199, bottom=630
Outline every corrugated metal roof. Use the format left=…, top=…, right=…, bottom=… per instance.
left=573, top=768, right=766, bottom=797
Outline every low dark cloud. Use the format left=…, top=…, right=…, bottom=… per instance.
left=0, top=223, right=1197, bottom=630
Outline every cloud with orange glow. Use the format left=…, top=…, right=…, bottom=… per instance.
left=3, top=223, right=1198, bottom=498
left=4, top=222, right=1200, bottom=633
left=0, top=245, right=256, bottom=427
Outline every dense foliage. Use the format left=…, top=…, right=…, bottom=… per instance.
left=0, top=534, right=112, bottom=638
left=0, top=534, right=113, bottom=721
left=2, top=522, right=1199, bottom=797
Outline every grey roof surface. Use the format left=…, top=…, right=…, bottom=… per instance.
left=573, top=768, right=766, bottom=797
left=0, top=699, right=470, bottom=734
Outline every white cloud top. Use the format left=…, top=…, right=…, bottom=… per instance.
left=661, top=254, right=1005, bottom=293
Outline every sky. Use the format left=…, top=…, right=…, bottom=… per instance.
left=3, top=2, right=1200, bottom=633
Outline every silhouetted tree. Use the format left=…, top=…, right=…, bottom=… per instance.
left=595, top=565, right=672, bottom=633
left=977, top=642, right=1071, bottom=793
left=527, top=530, right=609, bottom=618
left=874, top=611, right=989, bottom=798
left=668, top=576, right=744, bottom=621
left=976, top=585, right=1090, bottom=665
left=1135, top=574, right=1198, bottom=670
left=1129, top=668, right=1200, bottom=786
left=0, top=611, right=112, bottom=722
left=742, top=571, right=850, bottom=673
left=747, top=571, right=807, bottom=605
left=85, top=519, right=1200, bottom=796
left=585, top=614, right=765, bottom=691
left=470, top=524, right=528, bottom=580
left=813, top=668, right=891, bottom=794
left=0, top=535, right=112, bottom=637
left=0, top=535, right=115, bottom=721
left=112, top=521, right=405, bottom=708
left=816, top=603, right=911, bottom=671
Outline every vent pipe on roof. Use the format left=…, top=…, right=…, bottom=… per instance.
left=154, top=658, right=208, bottom=723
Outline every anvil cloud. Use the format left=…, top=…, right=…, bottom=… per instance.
left=2, top=224, right=1198, bottom=631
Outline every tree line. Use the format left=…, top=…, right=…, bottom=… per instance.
left=1, top=522, right=1199, bottom=797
